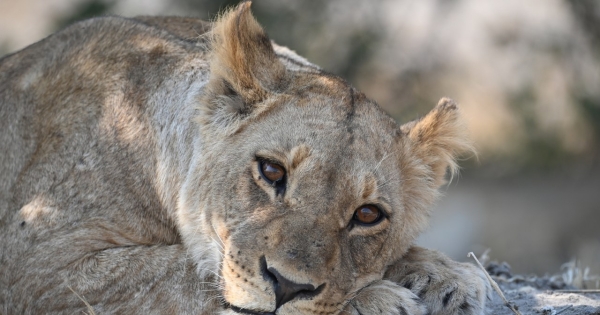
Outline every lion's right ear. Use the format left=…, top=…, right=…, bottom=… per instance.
left=199, top=1, right=287, bottom=134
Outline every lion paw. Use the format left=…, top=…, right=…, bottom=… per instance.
left=386, top=247, right=490, bottom=315
left=344, top=280, right=427, bottom=315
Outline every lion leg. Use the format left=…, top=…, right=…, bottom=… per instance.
left=5, top=243, right=221, bottom=314
left=384, top=246, right=490, bottom=315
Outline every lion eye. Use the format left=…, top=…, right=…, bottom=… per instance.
left=353, top=205, right=383, bottom=225
left=259, top=160, right=285, bottom=184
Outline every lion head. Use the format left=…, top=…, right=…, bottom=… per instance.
left=177, top=3, right=471, bottom=314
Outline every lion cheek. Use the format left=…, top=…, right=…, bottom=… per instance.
left=222, top=279, right=275, bottom=312
left=221, top=253, right=277, bottom=312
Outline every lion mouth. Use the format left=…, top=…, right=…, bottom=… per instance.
left=224, top=302, right=275, bottom=315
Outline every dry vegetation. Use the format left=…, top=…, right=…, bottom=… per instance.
left=473, top=251, right=600, bottom=315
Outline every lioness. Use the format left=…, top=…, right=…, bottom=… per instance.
left=0, top=2, right=489, bottom=314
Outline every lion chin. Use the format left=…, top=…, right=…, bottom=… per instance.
left=0, top=2, right=488, bottom=315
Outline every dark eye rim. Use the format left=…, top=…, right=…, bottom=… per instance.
left=351, top=204, right=388, bottom=227
left=256, top=158, right=287, bottom=195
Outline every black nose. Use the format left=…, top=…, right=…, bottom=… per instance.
left=266, top=267, right=317, bottom=308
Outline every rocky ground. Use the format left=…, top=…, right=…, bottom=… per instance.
left=484, top=262, right=600, bottom=315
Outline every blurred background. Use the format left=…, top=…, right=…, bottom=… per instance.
left=1, top=0, right=599, bottom=286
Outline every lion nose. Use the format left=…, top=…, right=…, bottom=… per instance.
left=266, top=267, right=318, bottom=309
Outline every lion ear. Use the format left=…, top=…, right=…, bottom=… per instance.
left=399, top=98, right=474, bottom=188
left=200, top=1, right=287, bottom=132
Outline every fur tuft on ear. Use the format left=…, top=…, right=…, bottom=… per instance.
left=208, top=1, right=286, bottom=103
left=198, top=1, right=288, bottom=135
left=400, top=98, right=474, bottom=187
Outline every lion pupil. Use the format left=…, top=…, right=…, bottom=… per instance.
left=357, top=206, right=379, bottom=223
left=262, top=162, right=284, bottom=182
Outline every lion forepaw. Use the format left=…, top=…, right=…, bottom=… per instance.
left=344, top=280, right=427, bottom=315
left=387, top=248, right=490, bottom=315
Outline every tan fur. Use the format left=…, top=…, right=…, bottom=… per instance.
left=0, top=3, right=487, bottom=315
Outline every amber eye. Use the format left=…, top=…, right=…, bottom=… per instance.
left=353, top=205, right=383, bottom=225
left=259, top=160, right=286, bottom=184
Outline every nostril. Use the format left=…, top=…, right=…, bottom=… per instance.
left=267, top=266, right=318, bottom=308
left=259, top=256, right=325, bottom=309
left=259, top=256, right=277, bottom=284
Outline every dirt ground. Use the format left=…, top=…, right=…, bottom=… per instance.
left=484, top=262, right=600, bottom=315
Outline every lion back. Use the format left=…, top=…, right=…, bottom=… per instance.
left=0, top=16, right=211, bottom=313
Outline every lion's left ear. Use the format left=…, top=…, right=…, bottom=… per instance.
left=199, top=1, right=287, bottom=133
left=399, top=98, right=473, bottom=188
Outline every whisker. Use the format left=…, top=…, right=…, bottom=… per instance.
left=213, top=230, right=227, bottom=250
